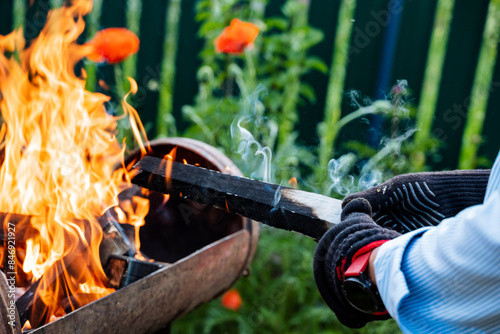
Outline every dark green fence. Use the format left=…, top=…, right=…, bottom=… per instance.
left=2, top=0, right=499, bottom=170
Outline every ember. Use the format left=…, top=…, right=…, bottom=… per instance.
left=0, top=0, right=150, bottom=328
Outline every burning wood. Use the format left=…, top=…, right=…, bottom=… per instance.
left=132, top=156, right=342, bottom=240
left=0, top=211, right=130, bottom=267
left=0, top=0, right=259, bottom=331
left=104, top=255, right=166, bottom=289
left=0, top=0, right=151, bottom=328
left=0, top=136, right=259, bottom=333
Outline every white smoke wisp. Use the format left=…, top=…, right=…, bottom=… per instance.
left=359, top=128, right=417, bottom=181
left=230, top=84, right=274, bottom=183
left=326, top=153, right=356, bottom=196
left=326, top=126, right=417, bottom=197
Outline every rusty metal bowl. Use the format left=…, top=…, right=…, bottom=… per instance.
left=1, top=138, right=258, bottom=333
left=126, top=138, right=259, bottom=265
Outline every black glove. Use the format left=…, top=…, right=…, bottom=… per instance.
left=313, top=199, right=401, bottom=328
left=343, top=169, right=490, bottom=233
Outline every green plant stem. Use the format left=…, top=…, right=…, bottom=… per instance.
left=123, top=0, right=142, bottom=83
left=331, top=103, right=388, bottom=139
left=413, top=0, right=455, bottom=169
left=317, top=0, right=356, bottom=188
left=13, top=0, right=27, bottom=29
left=458, top=0, right=500, bottom=169
left=157, top=0, right=181, bottom=137
left=244, top=48, right=257, bottom=87
left=278, top=76, right=300, bottom=146
left=83, top=0, right=104, bottom=92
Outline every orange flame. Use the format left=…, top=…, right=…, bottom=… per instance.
left=0, top=0, right=149, bottom=327
left=288, top=177, right=298, bottom=189
left=163, top=147, right=177, bottom=189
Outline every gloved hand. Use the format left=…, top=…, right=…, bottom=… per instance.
left=313, top=198, right=401, bottom=328
left=343, top=169, right=490, bottom=233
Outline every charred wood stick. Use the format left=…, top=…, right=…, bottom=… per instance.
left=132, top=156, right=343, bottom=241
left=16, top=247, right=121, bottom=328
left=0, top=210, right=131, bottom=267
left=16, top=251, right=165, bottom=322
left=97, top=211, right=132, bottom=266
left=0, top=212, right=31, bottom=242
left=17, top=261, right=76, bottom=328
left=15, top=278, right=40, bottom=326
left=16, top=258, right=72, bottom=327
left=105, top=255, right=166, bottom=289
left=5, top=212, right=131, bottom=326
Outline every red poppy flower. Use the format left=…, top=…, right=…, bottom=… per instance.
left=86, top=28, right=139, bottom=64
left=214, top=19, right=259, bottom=55
left=221, top=289, right=242, bottom=311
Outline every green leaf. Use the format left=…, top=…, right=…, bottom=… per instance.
left=305, top=56, right=328, bottom=73
left=195, top=12, right=211, bottom=23
left=288, top=26, right=324, bottom=51
left=265, top=18, right=288, bottom=31
left=299, top=82, right=317, bottom=103
left=199, top=21, right=223, bottom=36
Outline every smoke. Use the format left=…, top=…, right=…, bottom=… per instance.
left=325, top=80, right=416, bottom=197
left=326, top=153, right=356, bottom=196
left=230, top=84, right=274, bottom=183
left=231, top=116, right=274, bottom=182
left=359, top=128, right=416, bottom=177
left=230, top=80, right=416, bottom=199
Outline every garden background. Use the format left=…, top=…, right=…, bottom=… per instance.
left=2, top=0, right=500, bottom=332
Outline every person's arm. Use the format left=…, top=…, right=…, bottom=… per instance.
left=372, top=153, right=500, bottom=333
left=373, top=193, right=500, bottom=333
left=367, top=247, right=379, bottom=285
left=314, top=156, right=498, bottom=331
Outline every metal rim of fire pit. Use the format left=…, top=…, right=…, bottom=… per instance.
left=0, top=138, right=259, bottom=334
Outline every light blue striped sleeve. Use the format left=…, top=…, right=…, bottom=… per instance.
left=374, top=151, right=500, bottom=333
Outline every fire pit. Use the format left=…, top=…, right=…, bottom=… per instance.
left=0, top=138, right=259, bottom=333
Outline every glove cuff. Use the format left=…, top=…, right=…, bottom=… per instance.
left=314, top=220, right=399, bottom=328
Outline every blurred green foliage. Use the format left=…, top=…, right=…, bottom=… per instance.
left=170, top=1, right=435, bottom=333
left=172, top=229, right=402, bottom=334
left=180, top=0, right=439, bottom=197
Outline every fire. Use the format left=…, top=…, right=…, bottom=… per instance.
left=288, top=177, right=298, bottom=189
left=164, top=147, right=177, bottom=189
left=0, top=0, right=151, bottom=327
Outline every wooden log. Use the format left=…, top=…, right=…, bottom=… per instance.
left=104, top=255, right=166, bottom=289
left=132, top=156, right=342, bottom=241
left=2, top=210, right=132, bottom=326
left=17, top=253, right=166, bottom=326
left=16, top=245, right=121, bottom=328
left=15, top=278, right=40, bottom=326
left=0, top=210, right=130, bottom=268
left=16, top=253, right=166, bottom=327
